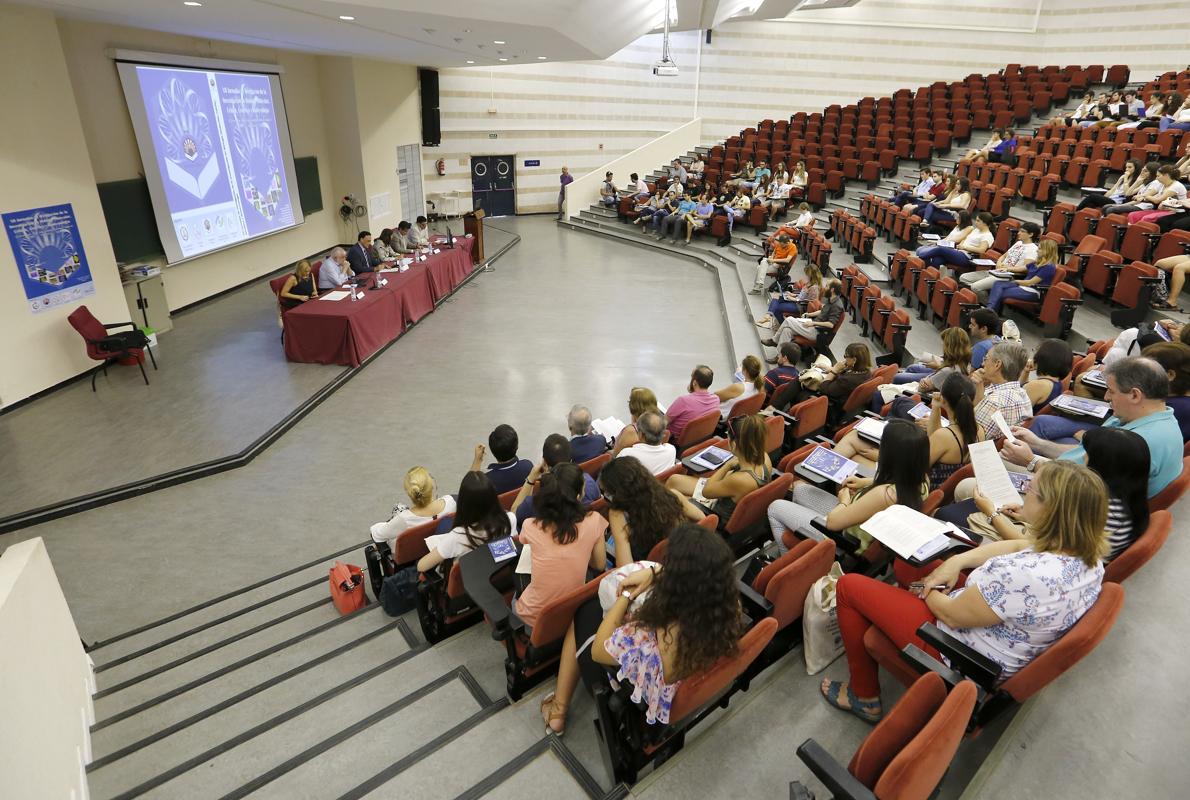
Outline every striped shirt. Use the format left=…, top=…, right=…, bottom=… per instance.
left=1104, top=497, right=1136, bottom=562
left=975, top=381, right=1032, bottom=440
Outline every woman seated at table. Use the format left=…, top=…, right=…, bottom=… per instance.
left=611, top=387, right=663, bottom=455
left=667, top=414, right=771, bottom=528
left=539, top=522, right=743, bottom=735
left=714, top=355, right=765, bottom=419
left=766, top=420, right=930, bottom=554
left=513, top=462, right=608, bottom=629
left=599, top=456, right=684, bottom=566
left=1021, top=338, right=1072, bottom=413
left=369, top=466, right=457, bottom=550
left=417, top=471, right=515, bottom=573
left=839, top=375, right=979, bottom=491
left=820, top=460, right=1106, bottom=723
left=917, top=211, right=995, bottom=276
left=278, top=260, right=318, bottom=309
left=373, top=228, right=400, bottom=262
left=755, top=264, right=823, bottom=329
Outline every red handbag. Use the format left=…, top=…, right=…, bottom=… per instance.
left=329, top=561, right=368, bottom=615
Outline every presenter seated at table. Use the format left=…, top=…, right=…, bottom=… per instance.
left=373, top=228, right=400, bottom=261
left=411, top=215, right=432, bottom=248
left=393, top=220, right=417, bottom=254
left=347, top=230, right=381, bottom=274
left=317, top=247, right=354, bottom=290
left=278, top=260, right=318, bottom=309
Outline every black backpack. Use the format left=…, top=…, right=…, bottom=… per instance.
left=379, top=566, right=419, bottom=616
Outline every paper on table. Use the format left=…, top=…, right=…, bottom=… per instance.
left=855, top=417, right=887, bottom=441
left=319, top=290, right=350, bottom=301
left=969, top=440, right=1022, bottom=510
left=591, top=416, right=627, bottom=442
left=515, top=543, right=533, bottom=575
left=859, top=505, right=960, bottom=561
left=991, top=411, right=1018, bottom=442
left=379, top=267, right=401, bottom=273
left=971, top=258, right=997, bottom=266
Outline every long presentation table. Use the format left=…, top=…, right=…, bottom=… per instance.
left=283, top=237, right=475, bottom=366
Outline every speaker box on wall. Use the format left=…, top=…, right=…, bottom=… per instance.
left=419, top=67, right=441, bottom=147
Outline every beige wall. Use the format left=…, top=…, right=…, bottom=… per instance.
left=0, top=6, right=132, bottom=408
left=353, top=58, right=424, bottom=226
left=56, top=17, right=344, bottom=311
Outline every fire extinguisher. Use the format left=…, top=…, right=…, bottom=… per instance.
left=435, top=158, right=446, bottom=176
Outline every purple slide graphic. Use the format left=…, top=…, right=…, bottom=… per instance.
left=137, top=66, right=233, bottom=214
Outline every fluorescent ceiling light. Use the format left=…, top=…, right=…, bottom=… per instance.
left=493, top=40, right=506, bottom=44
left=466, top=60, right=475, bottom=64
left=537, top=56, right=547, bottom=59
left=183, top=1, right=202, bottom=6
left=498, top=57, right=508, bottom=61
left=339, top=15, right=355, bottom=21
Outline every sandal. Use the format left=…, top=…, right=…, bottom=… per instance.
left=540, top=692, right=567, bottom=737
left=1151, top=300, right=1183, bottom=312
left=820, top=679, right=883, bottom=724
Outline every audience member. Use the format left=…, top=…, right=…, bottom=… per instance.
left=1102, top=163, right=1179, bottom=215
left=968, top=308, right=1002, bottom=369
left=1021, top=339, right=1072, bottom=413
left=987, top=239, right=1060, bottom=313
left=685, top=192, right=715, bottom=243
left=658, top=193, right=698, bottom=241
left=567, top=404, right=610, bottom=464
left=318, top=247, right=353, bottom=289
left=1077, top=159, right=1142, bottom=211
left=767, top=419, right=930, bottom=554
left=513, top=435, right=602, bottom=528
left=278, top=260, right=318, bottom=309
left=917, top=177, right=973, bottom=229
left=347, top=230, right=380, bottom=274
left=917, top=211, right=994, bottom=275
left=819, top=342, right=874, bottom=414
left=764, top=279, right=844, bottom=349
left=960, top=221, right=1041, bottom=301
left=370, top=466, right=458, bottom=550
left=916, top=210, right=972, bottom=257
left=666, top=366, right=720, bottom=441
left=763, top=343, right=802, bottom=405
left=973, top=341, right=1032, bottom=439
left=667, top=414, right=772, bottom=527
left=470, top=424, right=534, bottom=494
left=1139, top=341, right=1190, bottom=439
left=417, top=471, right=514, bottom=572
left=714, top=355, right=765, bottom=419
left=611, top=387, right=663, bottom=455
left=539, top=523, right=742, bottom=734
left=823, top=460, right=1106, bottom=723
left=751, top=233, right=796, bottom=294
left=600, top=171, right=618, bottom=207
left=600, top=456, right=683, bottom=564
left=630, top=172, right=649, bottom=197
left=892, top=168, right=936, bottom=206
left=616, top=411, right=677, bottom=475
left=670, top=159, right=689, bottom=186
left=891, top=326, right=972, bottom=389
left=1083, top=428, right=1151, bottom=561
left=756, top=264, right=823, bottom=329
left=513, top=463, right=608, bottom=629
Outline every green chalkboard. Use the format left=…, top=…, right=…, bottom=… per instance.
left=96, top=156, right=321, bottom=264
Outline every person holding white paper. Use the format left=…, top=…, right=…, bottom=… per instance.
left=821, top=461, right=1106, bottom=724
left=766, top=420, right=930, bottom=554
left=611, top=387, right=664, bottom=456
left=667, top=415, right=771, bottom=527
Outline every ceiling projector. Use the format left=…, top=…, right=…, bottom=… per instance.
left=653, top=59, right=679, bottom=77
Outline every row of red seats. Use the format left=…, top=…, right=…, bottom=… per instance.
left=1139, top=68, right=1190, bottom=98
left=830, top=209, right=876, bottom=264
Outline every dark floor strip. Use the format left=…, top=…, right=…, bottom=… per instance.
left=397, top=616, right=420, bottom=648
left=214, top=668, right=469, bottom=800
left=92, top=603, right=383, bottom=730
left=87, top=617, right=403, bottom=771
left=87, top=539, right=370, bottom=651
left=94, top=576, right=326, bottom=671
left=107, top=641, right=429, bottom=800
left=548, top=736, right=612, bottom=800
left=335, top=699, right=511, bottom=800
left=452, top=739, right=552, bottom=800
left=457, top=663, right=495, bottom=708
left=94, top=596, right=333, bottom=695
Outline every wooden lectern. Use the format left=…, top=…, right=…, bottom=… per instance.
left=464, top=209, right=485, bottom=263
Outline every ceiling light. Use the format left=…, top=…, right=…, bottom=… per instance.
left=498, top=57, right=508, bottom=62
left=339, top=15, right=355, bottom=21
left=537, top=56, right=547, bottom=60
left=183, top=1, right=202, bottom=6
left=466, top=60, right=475, bottom=64
left=493, top=40, right=505, bottom=44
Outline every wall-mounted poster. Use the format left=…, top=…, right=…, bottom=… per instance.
left=3, top=203, right=95, bottom=314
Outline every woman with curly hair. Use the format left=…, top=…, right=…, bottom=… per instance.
left=540, top=523, right=744, bottom=735
left=599, top=456, right=685, bottom=565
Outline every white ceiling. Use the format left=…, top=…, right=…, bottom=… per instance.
left=13, top=0, right=857, bottom=67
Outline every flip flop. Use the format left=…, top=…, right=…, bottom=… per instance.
left=820, top=679, right=882, bottom=724
left=1151, top=301, right=1183, bottom=312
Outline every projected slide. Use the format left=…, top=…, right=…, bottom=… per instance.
left=118, top=60, right=303, bottom=262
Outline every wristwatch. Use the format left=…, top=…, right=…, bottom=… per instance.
left=1026, top=455, right=1042, bottom=473
left=987, top=510, right=1003, bottom=523
left=620, top=589, right=634, bottom=601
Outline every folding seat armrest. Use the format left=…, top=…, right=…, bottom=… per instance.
left=738, top=581, right=775, bottom=619
left=794, top=739, right=878, bottom=800
left=860, top=410, right=883, bottom=420
left=959, top=301, right=981, bottom=312
left=772, top=409, right=800, bottom=424
left=915, top=622, right=1002, bottom=690
left=1074, top=252, right=1092, bottom=270
left=899, top=643, right=968, bottom=690
left=102, top=320, right=139, bottom=330
left=878, top=307, right=892, bottom=318
left=1105, top=261, right=1126, bottom=273
left=812, top=435, right=835, bottom=446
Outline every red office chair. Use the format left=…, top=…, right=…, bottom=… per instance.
left=1148, top=456, right=1190, bottom=512
left=67, top=305, right=157, bottom=391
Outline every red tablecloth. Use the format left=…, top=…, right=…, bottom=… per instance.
left=283, top=237, right=474, bottom=366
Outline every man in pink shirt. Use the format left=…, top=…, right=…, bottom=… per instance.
left=666, top=365, right=720, bottom=440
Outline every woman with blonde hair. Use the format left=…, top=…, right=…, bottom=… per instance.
left=890, top=326, right=973, bottom=391
left=369, top=466, right=457, bottom=550
left=821, top=459, right=1107, bottom=723
left=714, top=355, right=765, bottom=419
left=278, top=260, right=318, bottom=309
left=987, top=239, right=1061, bottom=313
left=755, top=264, right=823, bottom=329
left=611, top=387, right=663, bottom=455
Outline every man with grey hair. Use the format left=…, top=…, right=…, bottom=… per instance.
left=617, top=411, right=677, bottom=475
left=972, top=341, right=1032, bottom=441
left=318, top=247, right=354, bottom=289
left=1002, top=356, right=1182, bottom=497
left=567, top=404, right=608, bottom=464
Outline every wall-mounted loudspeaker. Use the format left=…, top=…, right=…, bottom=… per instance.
left=419, top=67, right=441, bottom=147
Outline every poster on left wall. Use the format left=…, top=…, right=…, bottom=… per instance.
left=3, top=203, right=95, bottom=314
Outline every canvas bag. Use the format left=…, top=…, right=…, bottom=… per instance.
left=802, top=561, right=845, bottom=674
left=329, top=561, right=368, bottom=615
left=798, top=354, right=834, bottom=390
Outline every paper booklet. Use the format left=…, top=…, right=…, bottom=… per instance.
left=1081, top=369, right=1107, bottom=387
left=971, top=258, right=997, bottom=266
left=859, top=505, right=972, bottom=561
left=319, top=290, right=350, bottom=301
left=689, top=445, right=733, bottom=471
left=800, top=446, right=860, bottom=483
left=487, top=537, right=517, bottom=563
left=591, top=416, right=627, bottom=443
left=969, top=440, right=1022, bottom=510
left=919, top=233, right=941, bottom=241
left=1050, top=394, right=1111, bottom=418
left=854, top=417, right=887, bottom=442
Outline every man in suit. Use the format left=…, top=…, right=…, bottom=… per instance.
left=393, top=220, right=417, bottom=254
left=347, top=231, right=380, bottom=274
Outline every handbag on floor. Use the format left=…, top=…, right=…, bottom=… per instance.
left=329, top=561, right=368, bottom=615
left=803, top=561, right=845, bottom=674
left=379, top=566, right=419, bottom=616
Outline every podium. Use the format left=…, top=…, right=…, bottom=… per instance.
left=463, top=209, right=485, bottom=263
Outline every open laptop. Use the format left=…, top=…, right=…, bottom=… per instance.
left=443, top=226, right=456, bottom=249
